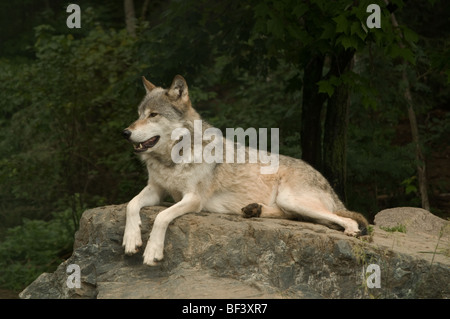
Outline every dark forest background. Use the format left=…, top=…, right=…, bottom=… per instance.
left=0, top=0, right=448, bottom=293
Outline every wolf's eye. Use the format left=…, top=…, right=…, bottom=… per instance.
left=148, top=112, right=158, bottom=118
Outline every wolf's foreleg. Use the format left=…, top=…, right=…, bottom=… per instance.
left=123, top=184, right=161, bottom=255
left=143, top=192, right=201, bottom=266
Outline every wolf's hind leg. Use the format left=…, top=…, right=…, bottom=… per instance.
left=276, top=190, right=361, bottom=236
left=242, top=203, right=292, bottom=219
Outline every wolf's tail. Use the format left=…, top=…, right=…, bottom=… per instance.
left=336, top=210, right=369, bottom=235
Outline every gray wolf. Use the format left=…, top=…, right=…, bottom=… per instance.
left=122, top=75, right=368, bottom=266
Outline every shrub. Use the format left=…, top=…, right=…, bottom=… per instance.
left=0, top=209, right=75, bottom=291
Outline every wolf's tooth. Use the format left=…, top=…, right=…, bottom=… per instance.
left=139, top=143, right=143, bottom=148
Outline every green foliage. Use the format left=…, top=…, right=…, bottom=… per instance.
left=402, top=176, right=418, bottom=195
left=0, top=0, right=448, bottom=292
left=380, top=224, right=407, bottom=233
left=0, top=16, right=147, bottom=235
left=200, top=62, right=302, bottom=158
left=0, top=209, right=75, bottom=291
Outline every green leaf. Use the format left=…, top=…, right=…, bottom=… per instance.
left=402, top=27, right=419, bottom=43
left=293, top=4, right=308, bottom=18
left=317, top=76, right=341, bottom=97
left=350, top=21, right=367, bottom=41
left=317, top=80, right=334, bottom=97
left=388, top=44, right=416, bottom=64
left=405, top=184, right=417, bottom=195
left=267, top=19, right=284, bottom=39
left=254, top=2, right=270, bottom=19
left=337, top=35, right=359, bottom=50
left=321, top=22, right=336, bottom=40
left=333, top=14, right=349, bottom=35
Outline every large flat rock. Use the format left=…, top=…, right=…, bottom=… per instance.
left=20, top=204, right=449, bottom=299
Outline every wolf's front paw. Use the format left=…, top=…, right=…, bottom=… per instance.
left=241, top=203, right=262, bottom=218
left=122, top=227, right=142, bottom=255
left=143, top=241, right=164, bottom=266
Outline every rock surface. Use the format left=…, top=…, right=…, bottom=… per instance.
left=374, top=207, right=448, bottom=237
left=20, top=205, right=449, bottom=299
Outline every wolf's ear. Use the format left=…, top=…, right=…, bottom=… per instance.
left=167, top=75, right=189, bottom=103
left=142, top=76, right=156, bottom=94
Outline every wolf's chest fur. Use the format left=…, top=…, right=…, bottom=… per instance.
left=144, top=155, right=217, bottom=201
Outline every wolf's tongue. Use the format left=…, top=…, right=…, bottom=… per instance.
left=143, top=136, right=159, bottom=147
left=133, top=136, right=160, bottom=153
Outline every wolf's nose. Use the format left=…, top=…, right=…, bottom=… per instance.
left=122, top=129, right=132, bottom=140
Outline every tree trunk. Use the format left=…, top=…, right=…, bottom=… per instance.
left=124, top=0, right=136, bottom=37
left=403, top=70, right=430, bottom=210
left=141, top=0, right=151, bottom=20
left=323, top=83, right=349, bottom=202
left=301, top=55, right=326, bottom=171
left=322, top=49, right=355, bottom=203
left=385, top=0, right=430, bottom=211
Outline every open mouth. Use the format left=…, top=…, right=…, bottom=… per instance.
left=133, top=136, right=160, bottom=153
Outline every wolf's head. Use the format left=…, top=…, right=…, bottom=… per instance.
left=123, top=75, right=201, bottom=156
